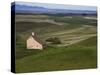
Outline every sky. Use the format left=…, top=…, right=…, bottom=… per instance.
left=15, top=1, right=97, bottom=11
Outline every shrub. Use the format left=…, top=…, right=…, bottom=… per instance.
left=46, top=37, right=61, bottom=44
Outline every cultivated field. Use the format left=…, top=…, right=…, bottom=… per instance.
left=15, top=14, right=97, bottom=73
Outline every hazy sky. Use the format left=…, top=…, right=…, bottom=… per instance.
left=16, top=2, right=97, bottom=11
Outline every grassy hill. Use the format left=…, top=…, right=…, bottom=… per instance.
left=15, top=14, right=97, bottom=73
left=16, top=36, right=97, bottom=73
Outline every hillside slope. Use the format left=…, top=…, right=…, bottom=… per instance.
left=16, top=36, right=97, bottom=73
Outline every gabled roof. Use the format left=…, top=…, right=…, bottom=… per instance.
left=31, top=33, right=45, bottom=45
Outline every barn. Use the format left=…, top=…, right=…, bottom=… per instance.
left=27, top=32, right=44, bottom=50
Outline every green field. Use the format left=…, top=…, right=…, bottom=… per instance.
left=15, top=14, right=97, bottom=73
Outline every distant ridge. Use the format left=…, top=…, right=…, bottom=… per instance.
left=11, top=2, right=97, bottom=16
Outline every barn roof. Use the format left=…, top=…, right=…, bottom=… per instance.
left=31, top=33, right=45, bottom=45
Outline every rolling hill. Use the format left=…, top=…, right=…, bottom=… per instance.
left=16, top=36, right=97, bottom=73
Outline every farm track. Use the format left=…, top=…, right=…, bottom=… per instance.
left=57, top=34, right=96, bottom=47
left=43, top=25, right=96, bottom=36
left=42, top=25, right=96, bottom=47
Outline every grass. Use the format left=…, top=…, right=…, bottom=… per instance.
left=75, top=36, right=97, bottom=46
left=15, top=14, right=97, bottom=73
left=50, top=16, right=97, bottom=26
left=16, top=36, right=97, bottom=73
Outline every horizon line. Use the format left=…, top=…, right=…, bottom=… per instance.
left=12, top=1, right=97, bottom=11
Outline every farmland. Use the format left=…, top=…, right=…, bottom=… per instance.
left=15, top=14, right=97, bottom=73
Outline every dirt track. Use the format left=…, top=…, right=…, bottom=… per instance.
left=49, top=25, right=96, bottom=47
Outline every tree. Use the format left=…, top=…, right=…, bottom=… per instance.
left=46, top=37, right=61, bottom=44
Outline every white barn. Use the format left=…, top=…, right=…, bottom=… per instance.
left=27, top=32, right=44, bottom=50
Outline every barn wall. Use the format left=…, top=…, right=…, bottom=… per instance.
left=27, top=36, right=43, bottom=50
